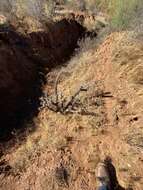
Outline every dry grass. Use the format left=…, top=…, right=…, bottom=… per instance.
left=64, top=0, right=143, bottom=30
left=0, top=0, right=55, bottom=26
left=86, top=0, right=143, bottom=29
left=4, top=36, right=106, bottom=181
left=1, top=14, right=143, bottom=189
left=1, top=0, right=143, bottom=31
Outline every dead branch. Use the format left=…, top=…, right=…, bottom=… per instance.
left=54, top=70, right=63, bottom=109
left=63, top=85, right=88, bottom=112
left=40, top=71, right=89, bottom=114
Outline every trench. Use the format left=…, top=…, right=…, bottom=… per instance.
left=0, top=19, right=92, bottom=141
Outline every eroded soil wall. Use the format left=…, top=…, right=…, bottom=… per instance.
left=0, top=19, right=86, bottom=139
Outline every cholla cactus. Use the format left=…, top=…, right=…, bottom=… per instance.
left=40, top=71, right=88, bottom=114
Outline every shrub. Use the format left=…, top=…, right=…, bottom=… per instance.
left=0, top=0, right=16, bottom=17
left=108, top=0, right=142, bottom=30
left=65, top=0, right=86, bottom=11
left=0, top=0, right=55, bottom=23
left=65, top=0, right=142, bottom=30
left=25, top=0, right=55, bottom=21
left=92, top=0, right=143, bottom=30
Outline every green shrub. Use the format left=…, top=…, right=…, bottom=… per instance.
left=93, top=0, right=142, bottom=30
left=109, top=0, right=142, bottom=29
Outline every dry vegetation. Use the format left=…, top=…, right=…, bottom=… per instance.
left=64, top=0, right=143, bottom=29
left=0, top=0, right=54, bottom=19
left=0, top=0, right=143, bottom=190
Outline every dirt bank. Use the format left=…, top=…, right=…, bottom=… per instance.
left=0, top=19, right=86, bottom=140
left=0, top=31, right=37, bottom=139
left=27, top=19, right=86, bottom=68
left=3, top=31, right=142, bottom=190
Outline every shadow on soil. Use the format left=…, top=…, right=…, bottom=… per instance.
left=0, top=19, right=90, bottom=142
left=105, top=157, right=133, bottom=190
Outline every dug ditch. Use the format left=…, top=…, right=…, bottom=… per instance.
left=0, top=18, right=94, bottom=141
